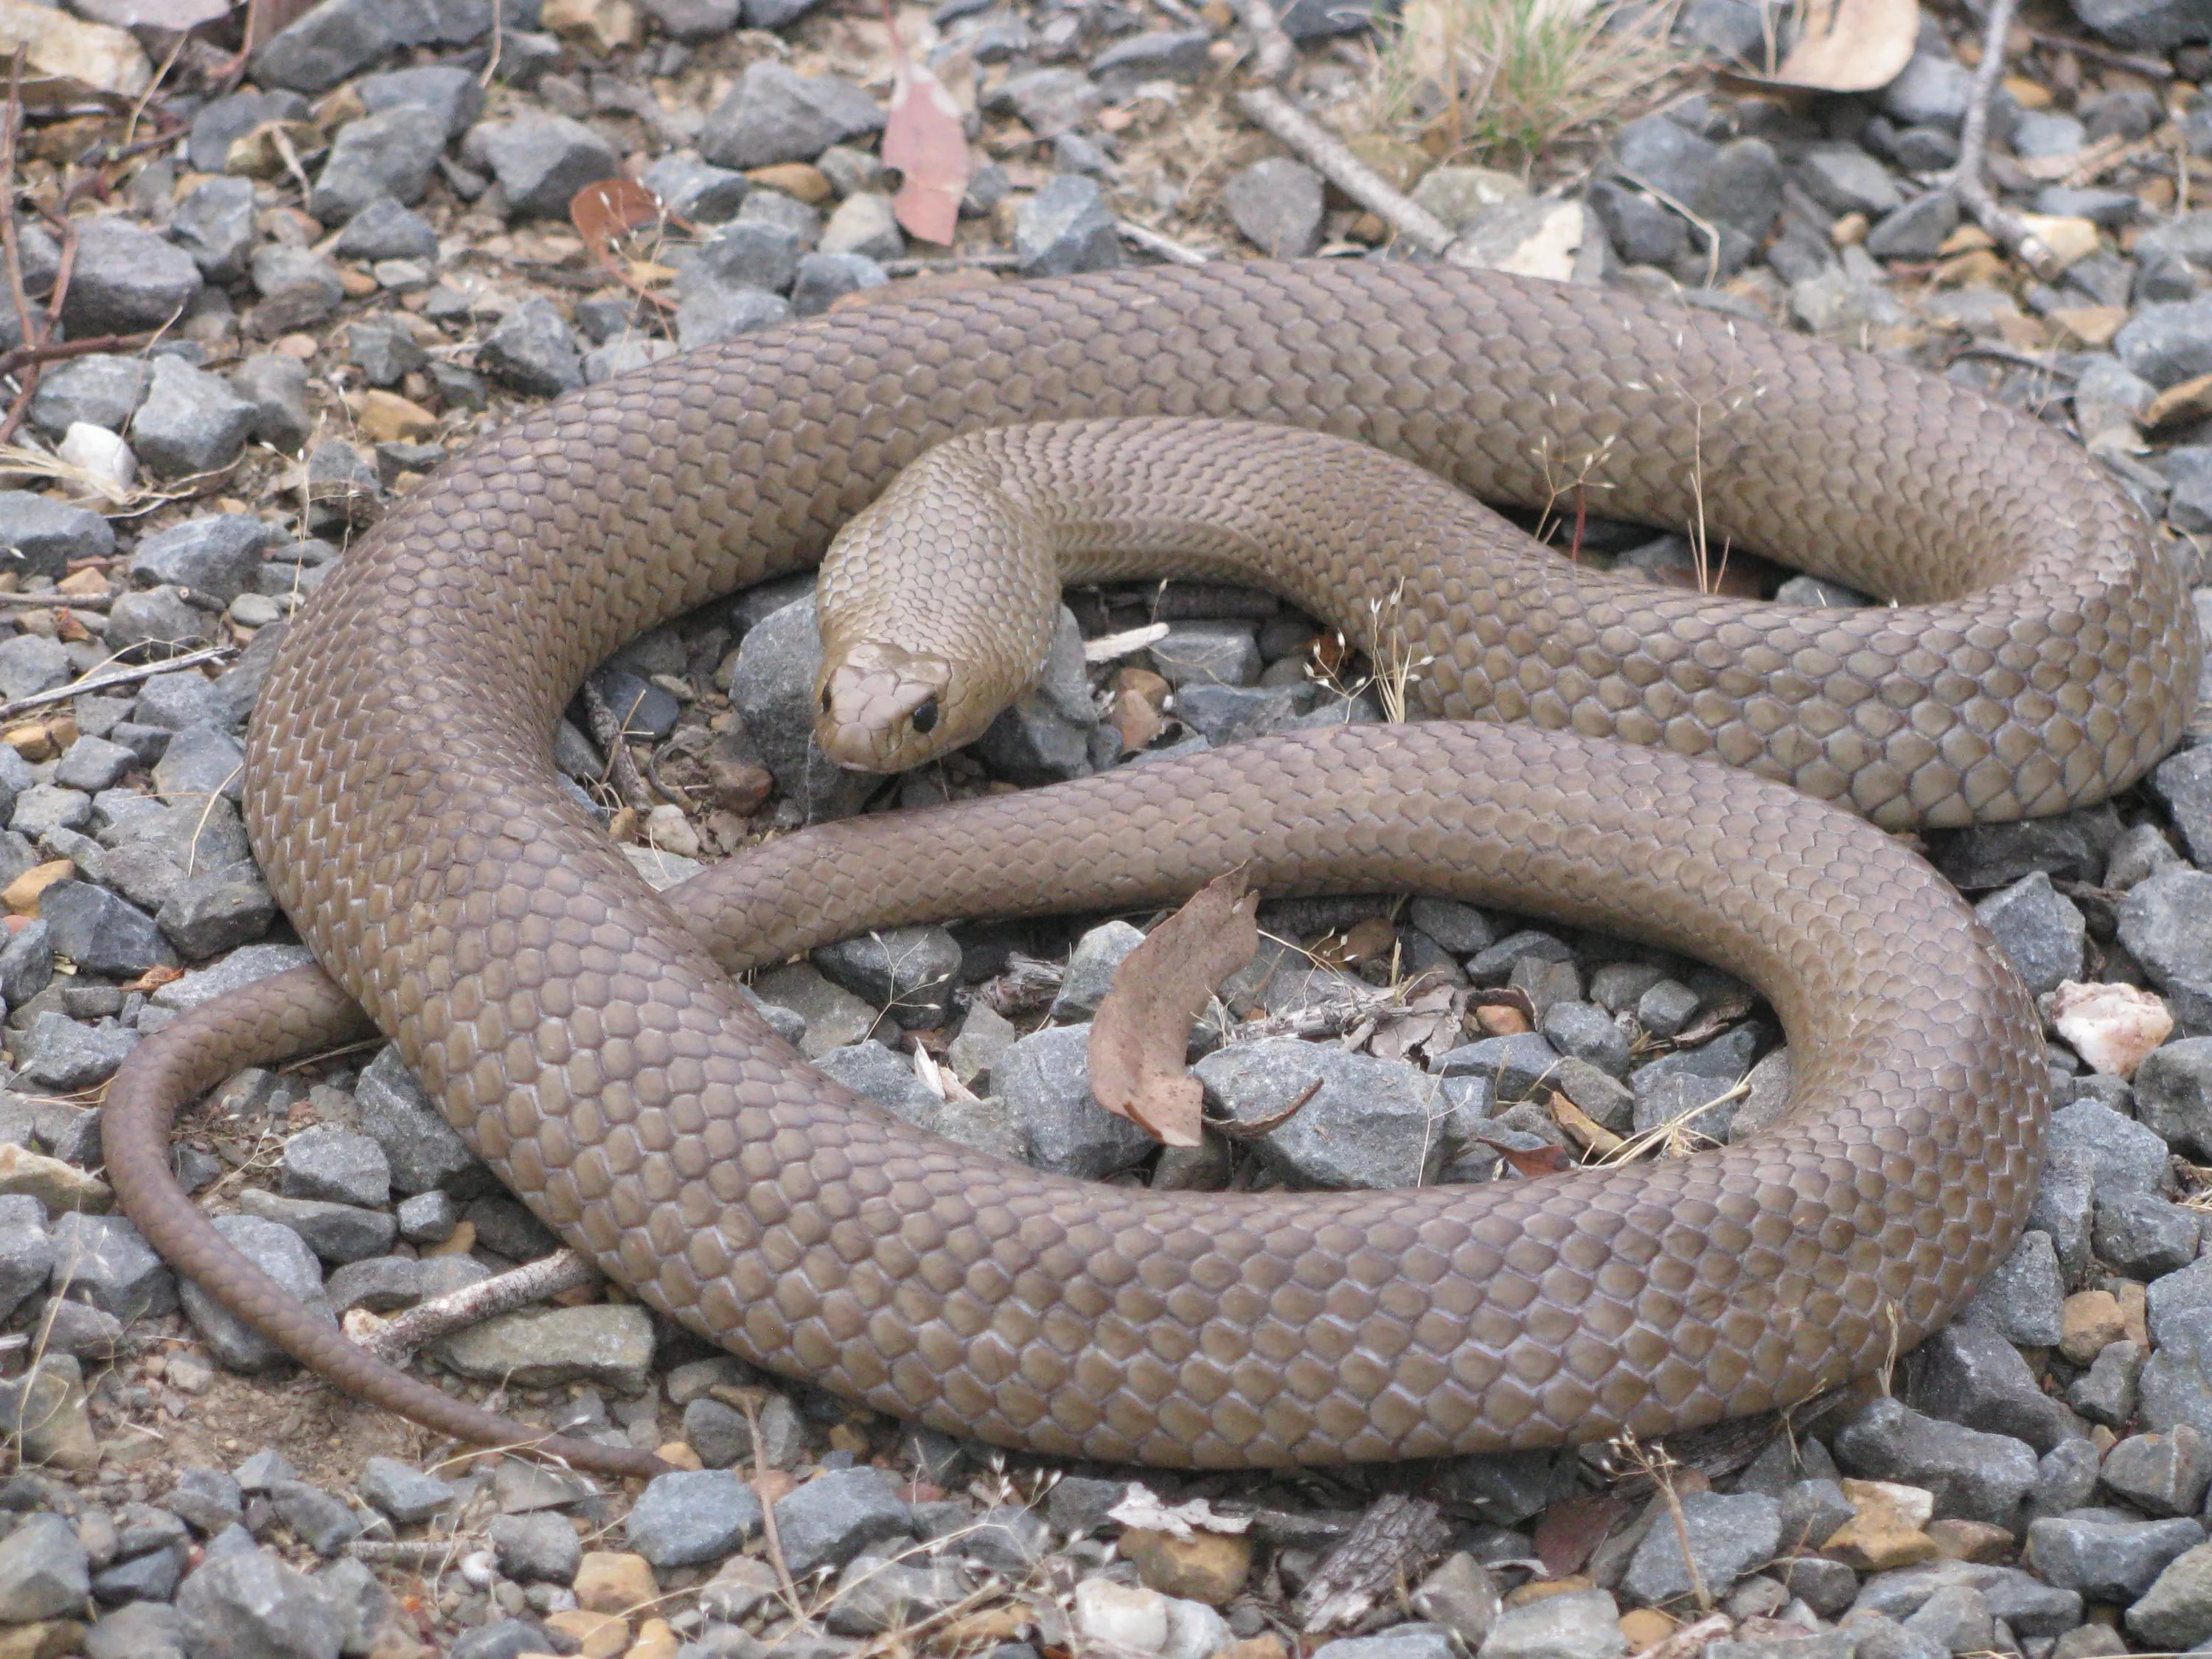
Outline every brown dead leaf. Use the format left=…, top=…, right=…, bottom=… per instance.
left=878, top=0, right=970, bottom=245
left=1474, top=1133, right=1572, bottom=1178
left=570, top=176, right=686, bottom=311
left=1088, top=871, right=1258, bottom=1147
left=1547, top=1090, right=1621, bottom=1158
left=1733, top=0, right=1916, bottom=94
left=1534, top=1494, right=1631, bottom=1579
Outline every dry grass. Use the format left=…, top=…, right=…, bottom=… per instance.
left=1364, top=0, right=1684, bottom=168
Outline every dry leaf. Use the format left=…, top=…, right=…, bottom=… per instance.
left=570, top=176, right=685, bottom=310
left=1088, top=870, right=1257, bottom=1147
left=1534, top=1494, right=1630, bottom=1579
left=878, top=0, right=970, bottom=245
left=1734, top=0, right=1916, bottom=94
left=1473, top=1133, right=1571, bottom=1178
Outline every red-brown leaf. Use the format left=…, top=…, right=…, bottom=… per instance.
left=570, top=177, right=682, bottom=310
left=879, top=2, right=970, bottom=246
left=1534, top=1494, right=1630, bottom=1578
left=1088, top=871, right=1258, bottom=1147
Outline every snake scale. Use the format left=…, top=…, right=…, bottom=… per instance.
left=105, top=262, right=2201, bottom=1477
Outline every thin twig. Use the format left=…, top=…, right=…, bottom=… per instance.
left=2020, top=24, right=2173, bottom=79
left=352, top=1249, right=599, bottom=1365
left=0, top=333, right=154, bottom=380
left=582, top=681, right=658, bottom=811
left=1949, top=0, right=2062, bottom=281
left=1242, top=0, right=1297, bottom=86
left=1119, top=220, right=1209, bottom=266
left=0, top=590, right=111, bottom=611
left=0, top=641, right=233, bottom=720
left=742, top=1394, right=814, bottom=1627
left=1234, top=86, right=1457, bottom=256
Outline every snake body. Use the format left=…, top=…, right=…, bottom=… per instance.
left=105, top=262, right=2199, bottom=1471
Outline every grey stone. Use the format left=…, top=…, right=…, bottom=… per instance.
left=347, top=318, right=429, bottom=386
left=356, top=1456, right=456, bottom=1525
left=2129, top=1540, right=2212, bottom=1647
left=27, top=356, right=147, bottom=443
left=63, top=218, right=202, bottom=335
left=790, top=251, right=886, bottom=316
left=1225, top=158, right=1324, bottom=258
left=701, top=63, right=883, bottom=171
left=55, top=736, right=136, bottom=794
left=1833, top=1397, right=2038, bottom=1526
left=330, top=197, right=439, bottom=263
left=1196, top=1038, right=1458, bottom=1189
left=475, top=114, right=617, bottom=219
left=2070, top=1337, right=2140, bottom=1424
left=1777, top=1478, right=1853, bottom=1552
left=1476, top=1587, right=1624, bottom=1659
left=356, top=1045, right=493, bottom=1196
left=820, top=195, right=902, bottom=262
left=1436, top=1033, right=1564, bottom=1102
left=0, top=635, right=69, bottom=701
left=1540, top=1001, right=1632, bottom=1078
left=310, top=108, right=444, bottom=223
left=2071, top=0, right=2212, bottom=49
left=237, top=1190, right=394, bottom=1265
left=231, top=355, right=313, bottom=451
left=1151, top=622, right=1261, bottom=686
left=2101, top=1423, right=2212, bottom=1514
left=38, top=880, right=175, bottom=976
left=0, top=1511, right=87, bottom=1621
left=15, top=1011, right=135, bottom=1091
left=10, top=783, right=89, bottom=839
left=1621, top=1490, right=1779, bottom=1608
left=983, top=68, right=1100, bottom=137
left=975, top=606, right=1096, bottom=784
left=359, top=64, right=484, bottom=137
left=480, top=298, right=583, bottom=398
left=180, top=1214, right=330, bottom=1371
left=2096, top=1190, right=2198, bottom=1278
left=394, top=1189, right=457, bottom=1244
left=268, top=1480, right=360, bottom=1556
left=189, top=88, right=312, bottom=171
left=771, top=1469, right=912, bottom=1576
left=2045, top=1097, right=2168, bottom=1196
left=2140, top=1037, right=2212, bottom=1158
left=159, top=858, right=276, bottom=960
left=1961, top=1229, right=2065, bottom=1346
left=1795, top=145, right=1901, bottom=218
left=826, top=1553, right=968, bottom=1635
left=1015, top=175, right=1121, bottom=277
left=995, top=1021, right=1152, bottom=1178
left=676, top=283, right=792, bottom=347
left=1907, top=1318, right=2075, bottom=1453
left=175, top=1543, right=344, bottom=1659
left=490, top=1512, right=581, bottom=1584
left=49, top=1211, right=175, bottom=1321
left=2140, top=1307, right=2212, bottom=1432
left=152, top=724, right=246, bottom=807
left=133, top=356, right=257, bottom=476
left=1051, top=920, right=1145, bottom=1020
left=1973, top=873, right=2085, bottom=997
left=813, top=927, right=959, bottom=1030
left=726, top=597, right=874, bottom=821
left=435, top=1302, right=653, bottom=1393
left=250, top=243, right=345, bottom=331
left=2154, top=745, right=2212, bottom=868
left=275, top=1133, right=389, bottom=1212
left=1318, top=1633, right=1457, bottom=1659
left=167, top=1467, right=244, bottom=1537
left=170, top=175, right=257, bottom=284
left=133, top=515, right=279, bottom=608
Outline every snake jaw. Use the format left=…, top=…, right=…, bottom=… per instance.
left=815, top=641, right=960, bottom=772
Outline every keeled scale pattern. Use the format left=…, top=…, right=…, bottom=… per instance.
left=233, top=264, right=2167, bottom=1464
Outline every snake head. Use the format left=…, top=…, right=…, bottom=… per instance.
left=815, top=640, right=964, bottom=772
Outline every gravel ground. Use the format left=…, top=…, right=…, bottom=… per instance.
left=1, top=1, right=2212, bottom=1658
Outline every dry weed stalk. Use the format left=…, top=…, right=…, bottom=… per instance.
left=1365, top=0, right=1681, bottom=166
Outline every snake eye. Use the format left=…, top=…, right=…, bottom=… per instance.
left=910, top=696, right=939, bottom=735
left=819, top=686, right=832, bottom=715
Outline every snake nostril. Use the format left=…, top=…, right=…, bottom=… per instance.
left=911, top=696, right=939, bottom=735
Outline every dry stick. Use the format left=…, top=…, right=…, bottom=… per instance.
left=742, top=1394, right=815, bottom=1630
left=354, top=1249, right=599, bottom=1365
left=0, top=640, right=232, bottom=720
left=581, top=680, right=657, bottom=811
left=1119, top=220, right=1208, bottom=266
left=1641, top=1614, right=1734, bottom=1659
left=0, top=591, right=110, bottom=611
left=1950, top=0, right=2062, bottom=282
left=1233, top=86, right=1457, bottom=256
left=1242, top=0, right=1297, bottom=87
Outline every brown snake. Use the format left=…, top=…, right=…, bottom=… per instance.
left=105, top=262, right=2199, bottom=1478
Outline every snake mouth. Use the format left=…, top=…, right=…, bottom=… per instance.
left=815, top=642, right=959, bottom=772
